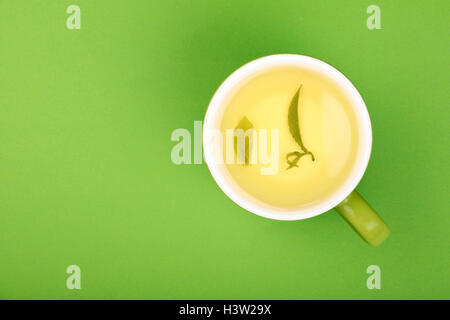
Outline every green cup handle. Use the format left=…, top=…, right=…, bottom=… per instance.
left=335, top=191, right=390, bottom=246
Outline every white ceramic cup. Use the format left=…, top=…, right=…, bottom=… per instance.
left=203, top=54, right=373, bottom=222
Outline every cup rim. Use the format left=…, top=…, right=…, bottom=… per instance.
left=203, top=54, right=372, bottom=221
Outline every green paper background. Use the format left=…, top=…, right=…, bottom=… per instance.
left=0, top=0, right=449, bottom=299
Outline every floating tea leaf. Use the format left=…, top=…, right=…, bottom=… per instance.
left=287, top=85, right=315, bottom=169
left=234, top=116, right=255, bottom=165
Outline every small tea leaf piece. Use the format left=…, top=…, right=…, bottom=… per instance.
left=234, top=116, right=255, bottom=165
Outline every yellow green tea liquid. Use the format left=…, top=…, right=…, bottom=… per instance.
left=220, top=66, right=361, bottom=208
